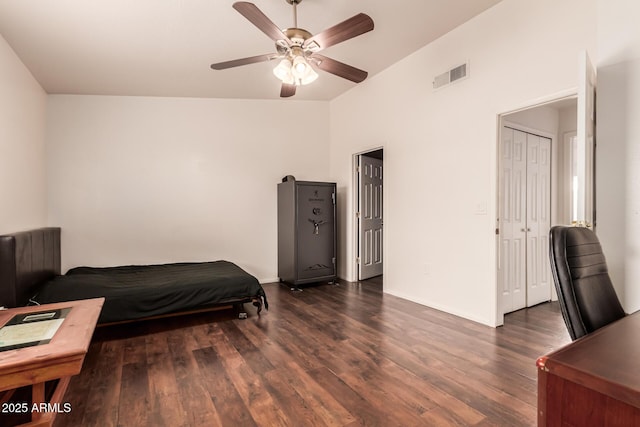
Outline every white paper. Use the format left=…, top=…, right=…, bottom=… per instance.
left=0, top=318, right=65, bottom=348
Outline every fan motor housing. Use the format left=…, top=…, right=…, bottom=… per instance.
left=276, top=28, right=313, bottom=54
left=285, top=28, right=312, bottom=45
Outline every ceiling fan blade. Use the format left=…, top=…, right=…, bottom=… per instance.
left=303, top=13, right=374, bottom=52
left=311, top=54, right=368, bottom=83
left=233, top=2, right=291, bottom=44
left=210, top=53, right=277, bottom=70
left=280, top=83, right=296, bottom=98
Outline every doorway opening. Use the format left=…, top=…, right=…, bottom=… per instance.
left=354, top=148, right=383, bottom=281
left=495, top=51, right=597, bottom=326
left=496, top=96, right=578, bottom=319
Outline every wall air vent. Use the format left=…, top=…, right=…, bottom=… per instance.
left=433, top=61, right=469, bottom=90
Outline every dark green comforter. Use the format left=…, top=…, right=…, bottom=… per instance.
left=33, top=260, right=267, bottom=323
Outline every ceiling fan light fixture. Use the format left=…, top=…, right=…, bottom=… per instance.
left=273, top=55, right=317, bottom=86
left=289, top=55, right=318, bottom=85
left=273, top=58, right=294, bottom=84
left=298, top=64, right=318, bottom=85
left=292, top=55, right=308, bottom=76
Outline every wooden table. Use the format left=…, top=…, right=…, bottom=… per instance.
left=537, top=311, right=640, bottom=426
left=0, top=298, right=103, bottom=427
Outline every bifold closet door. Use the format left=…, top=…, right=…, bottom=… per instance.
left=500, top=128, right=551, bottom=314
left=501, top=128, right=527, bottom=313
left=525, top=133, right=552, bottom=307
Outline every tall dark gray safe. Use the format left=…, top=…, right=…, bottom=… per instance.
left=278, top=176, right=337, bottom=286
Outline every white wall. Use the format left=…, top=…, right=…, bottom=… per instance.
left=0, top=34, right=47, bottom=234
left=329, top=0, right=597, bottom=326
left=46, top=95, right=330, bottom=282
left=596, top=0, right=640, bottom=312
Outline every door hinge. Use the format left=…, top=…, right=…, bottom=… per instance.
left=332, top=192, right=336, bottom=205
left=332, top=257, right=336, bottom=265
left=356, top=211, right=361, bottom=218
left=356, top=257, right=360, bottom=264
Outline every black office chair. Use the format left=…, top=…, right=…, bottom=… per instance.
left=549, top=226, right=626, bottom=340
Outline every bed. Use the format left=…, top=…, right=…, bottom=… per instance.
left=0, top=227, right=268, bottom=324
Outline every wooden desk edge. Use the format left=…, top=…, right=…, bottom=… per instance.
left=0, top=298, right=104, bottom=316
left=537, top=356, right=549, bottom=427
left=538, top=344, right=640, bottom=415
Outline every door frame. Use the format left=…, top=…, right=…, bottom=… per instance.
left=352, top=147, right=384, bottom=282
left=494, top=90, right=576, bottom=325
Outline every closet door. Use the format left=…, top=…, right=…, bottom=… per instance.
left=501, top=128, right=527, bottom=313
left=500, top=128, right=551, bottom=314
left=526, top=134, right=552, bottom=306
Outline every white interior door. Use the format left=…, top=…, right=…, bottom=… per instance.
left=576, top=50, right=597, bottom=229
left=358, top=155, right=383, bottom=280
left=500, top=127, right=551, bottom=313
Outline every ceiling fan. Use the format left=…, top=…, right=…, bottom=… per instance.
left=210, top=1, right=374, bottom=98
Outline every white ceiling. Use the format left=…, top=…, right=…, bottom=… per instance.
left=0, top=0, right=502, bottom=101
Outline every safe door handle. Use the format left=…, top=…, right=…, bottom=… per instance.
left=309, top=219, right=327, bottom=234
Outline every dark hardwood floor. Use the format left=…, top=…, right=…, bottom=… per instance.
left=54, top=277, right=570, bottom=427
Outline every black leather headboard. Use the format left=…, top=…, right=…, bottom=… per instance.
left=0, top=227, right=61, bottom=308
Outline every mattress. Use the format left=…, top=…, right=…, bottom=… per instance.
left=32, top=260, right=267, bottom=323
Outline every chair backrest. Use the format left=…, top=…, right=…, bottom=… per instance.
left=549, top=226, right=625, bottom=340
